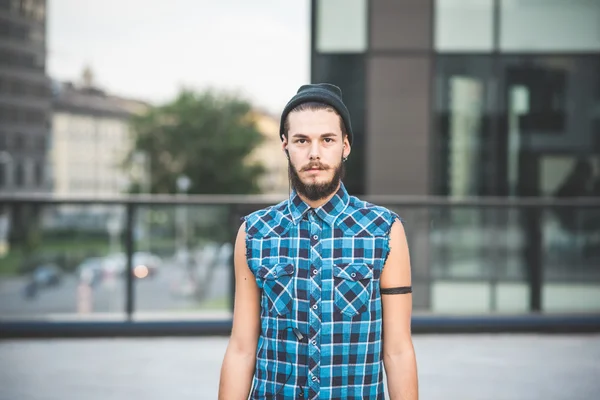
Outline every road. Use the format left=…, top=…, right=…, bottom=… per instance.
left=0, top=334, right=598, bottom=400
left=0, top=263, right=231, bottom=320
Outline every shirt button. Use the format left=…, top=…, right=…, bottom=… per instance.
left=312, top=376, right=318, bottom=382
left=312, top=235, right=318, bottom=240
left=351, top=272, right=356, bottom=278
left=312, top=304, right=317, bottom=310
left=311, top=340, right=317, bottom=346
left=312, top=269, right=318, bottom=275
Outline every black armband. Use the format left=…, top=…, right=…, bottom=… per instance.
left=380, top=286, right=412, bottom=295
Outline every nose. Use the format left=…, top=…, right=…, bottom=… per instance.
left=308, top=141, right=321, bottom=160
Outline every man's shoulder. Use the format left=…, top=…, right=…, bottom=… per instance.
left=347, top=195, right=401, bottom=219
left=342, top=195, right=401, bottom=235
left=241, top=199, right=292, bottom=238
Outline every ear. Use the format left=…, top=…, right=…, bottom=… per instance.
left=281, top=136, right=289, bottom=156
left=342, top=135, right=351, bottom=159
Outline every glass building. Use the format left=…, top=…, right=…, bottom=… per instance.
left=311, top=0, right=600, bottom=314
left=0, top=0, right=50, bottom=193
left=311, top=0, right=600, bottom=198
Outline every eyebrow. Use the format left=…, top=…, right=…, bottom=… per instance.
left=291, top=132, right=338, bottom=139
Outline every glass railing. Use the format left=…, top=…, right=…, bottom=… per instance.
left=133, top=204, right=233, bottom=320
left=0, top=203, right=130, bottom=320
left=0, top=200, right=236, bottom=322
left=1, top=194, right=598, bottom=324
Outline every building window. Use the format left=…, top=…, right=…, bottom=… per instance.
left=13, top=133, right=24, bottom=151
left=29, top=25, right=44, bottom=43
left=9, top=80, right=24, bottom=95
left=434, top=56, right=495, bottom=197
left=34, top=160, right=42, bottom=186
left=316, top=0, right=367, bottom=53
left=14, top=161, right=24, bottom=187
left=12, top=0, right=45, bottom=22
left=435, top=54, right=600, bottom=198
left=36, top=135, right=45, bottom=150
left=0, top=17, right=32, bottom=42
left=26, top=109, right=45, bottom=124
left=500, top=0, right=600, bottom=52
left=0, top=48, right=42, bottom=70
left=435, top=0, right=494, bottom=52
left=497, top=55, right=600, bottom=197
left=0, top=19, right=8, bottom=36
left=0, top=107, right=49, bottom=125
left=0, top=77, right=47, bottom=97
left=34, top=52, right=44, bottom=69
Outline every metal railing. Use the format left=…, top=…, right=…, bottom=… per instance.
left=1, top=193, right=599, bottom=337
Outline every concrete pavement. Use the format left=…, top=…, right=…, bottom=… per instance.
left=0, top=334, right=599, bottom=400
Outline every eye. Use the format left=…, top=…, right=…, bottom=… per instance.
left=296, top=139, right=307, bottom=144
left=324, top=138, right=334, bottom=143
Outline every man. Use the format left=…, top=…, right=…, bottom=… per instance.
left=219, top=83, right=418, bottom=399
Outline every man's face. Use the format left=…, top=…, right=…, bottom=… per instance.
left=283, top=109, right=351, bottom=201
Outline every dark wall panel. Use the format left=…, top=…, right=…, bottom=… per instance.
left=370, top=0, right=433, bottom=51
left=367, top=56, right=431, bottom=195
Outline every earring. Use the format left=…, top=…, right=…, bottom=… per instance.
left=343, top=156, right=348, bottom=162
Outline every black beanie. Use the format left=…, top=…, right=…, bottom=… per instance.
left=279, top=83, right=353, bottom=145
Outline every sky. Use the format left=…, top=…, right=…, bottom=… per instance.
left=47, top=0, right=311, bottom=114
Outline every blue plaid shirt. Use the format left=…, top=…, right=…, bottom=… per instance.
left=244, top=183, right=399, bottom=399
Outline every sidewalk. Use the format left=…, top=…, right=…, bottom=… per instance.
left=0, top=334, right=599, bottom=400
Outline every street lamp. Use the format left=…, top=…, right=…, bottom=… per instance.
left=131, top=152, right=152, bottom=251
left=132, top=150, right=150, bottom=194
left=176, top=174, right=191, bottom=194
left=176, top=174, right=191, bottom=248
left=176, top=174, right=192, bottom=280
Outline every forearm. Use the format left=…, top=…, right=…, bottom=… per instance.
left=384, top=348, right=418, bottom=400
left=218, top=347, right=256, bottom=400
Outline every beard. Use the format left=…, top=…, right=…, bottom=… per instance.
left=289, top=156, right=345, bottom=201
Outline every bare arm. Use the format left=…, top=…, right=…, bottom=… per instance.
left=381, top=219, right=418, bottom=400
left=218, top=222, right=261, bottom=399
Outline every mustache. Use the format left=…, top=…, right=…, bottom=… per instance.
left=300, top=162, right=330, bottom=172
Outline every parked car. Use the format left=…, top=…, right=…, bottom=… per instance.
left=23, top=263, right=63, bottom=299
left=32, top=263, right=62, bottom=287
left=102, top=252, right=163, bottom=279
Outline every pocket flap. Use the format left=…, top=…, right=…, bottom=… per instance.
left=334, top=263, right=373, bottom=281
left=256, top=263, right=295, bottom=280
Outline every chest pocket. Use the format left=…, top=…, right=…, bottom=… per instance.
left=333, top=263, right=374, bottom=317
left=256, top=263, right=295, bottom=316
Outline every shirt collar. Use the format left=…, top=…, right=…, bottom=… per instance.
left=288, top=182, right=350, bottom=226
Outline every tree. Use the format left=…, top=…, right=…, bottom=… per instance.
left=124, top=88, right=266, bottom=195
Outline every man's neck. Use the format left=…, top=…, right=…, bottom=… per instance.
left=296, top=182, right=341, bottom=209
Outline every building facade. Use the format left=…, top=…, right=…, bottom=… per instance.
left=0, top=0, right=50, bottom=193
left=51, top=76, right=148, bottom=196
left=311, top=0, right=600, bottom=198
